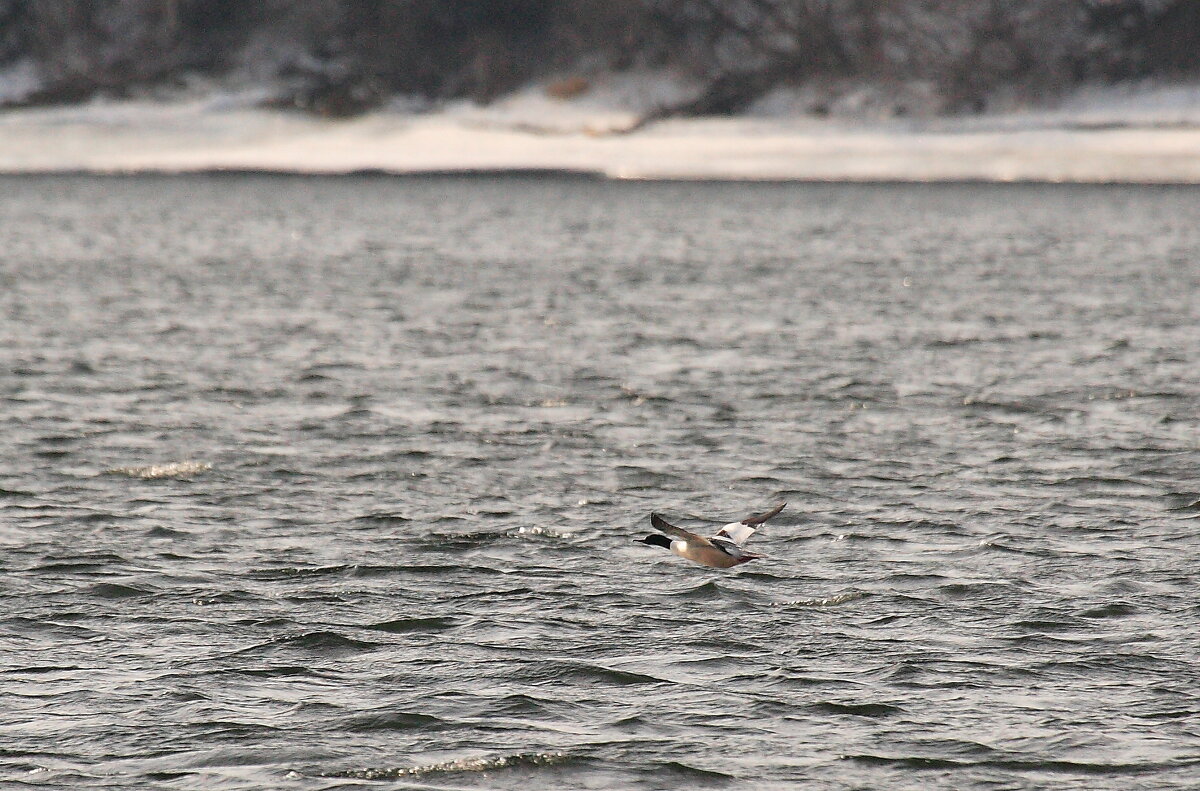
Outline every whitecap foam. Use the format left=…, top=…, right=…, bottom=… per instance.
left=104, top=460, right=212, bottom=479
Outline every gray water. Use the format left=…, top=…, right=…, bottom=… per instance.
left=2, top=175, right=1199, bottom=790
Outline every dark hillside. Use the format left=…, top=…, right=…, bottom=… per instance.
left=1, top=0, right=1197, bottom=118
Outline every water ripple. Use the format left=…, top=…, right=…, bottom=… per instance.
left=2, top=176, right=1198, bottom=791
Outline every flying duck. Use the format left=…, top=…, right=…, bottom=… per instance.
left=636, top=503, right=786, bottom=568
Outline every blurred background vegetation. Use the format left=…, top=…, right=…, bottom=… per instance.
left=1, top=0, right=1198, bottom=117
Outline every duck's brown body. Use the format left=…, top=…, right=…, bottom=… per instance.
left=668, top=539, right=755, bottom=568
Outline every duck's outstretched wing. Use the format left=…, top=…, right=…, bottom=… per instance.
left=742, top=502, right=786, bottom=526
left=650, top=513, right=712, bottom=545
left=715, top=502, right=787, bottom=546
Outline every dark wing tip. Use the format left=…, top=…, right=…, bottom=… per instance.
left=742, top=502, right=787, bottom=526
left=650, top=513, right=675, bottom=532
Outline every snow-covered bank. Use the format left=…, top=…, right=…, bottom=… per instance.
left=2, top=81, right=1200, bottom=182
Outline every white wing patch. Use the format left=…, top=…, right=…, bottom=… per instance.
left=715, top=521, right=756, bottom=546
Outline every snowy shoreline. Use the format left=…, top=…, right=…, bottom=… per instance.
left=3, top=82, right=1200, bottom=183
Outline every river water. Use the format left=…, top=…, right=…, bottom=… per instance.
left=2, top=175, right=1198, bottom=789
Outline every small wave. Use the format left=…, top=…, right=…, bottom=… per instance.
left=279, top=631, right=380, bottom=652
left=643, top=760, right=737, bottom=783
left=1012, top=618, right=1084, bottom=633
left=218, top=665, right=333, bottom=679
left=343, top=565, right=408, bottom=578
left=411, top=530, right=520, bottom=550
left=0, top=665, right=83, bottom=675
left=391, top=563, right=507, bottom=575
left=483, top=693, right=557, bottom=718
left=976, top=535, right=1041, bottom=555
left=1165, top=492, right=1200, bottom=512
left=607, top=714, right=654, bottom=733
left=143, top=771, right=195, bottom=782
left=244, top=565, right=351, bottom=580
left=40, top=433, right=82, bottom=446
left=843, top=754, right=1196, bottom=776
left=515, top=659, right=668, bottom=686
left=735, top=474, right=786, bottom=485
left=564, top=663, right=668, bottom=686
left=3, top=616, right=102, bottom=638
left=331, top=751, right=573, bottom=779
left=936, top=581, right=1017, bottom=600
left=146, top=525, right=187, bottom=537
left=843, top=754, right=970, bottom=769
left=361, top=616, right=462, bottom=633
left=0, top=487, right=36, bottom=498
left=769, top=591, right=868, bottom=607
left=671, top=580, right=726, bottom=600
left=1131, top=708, right=1200, bottom=721
left=810, top=701, right=903, bottom=717
left=343, top=710, right=450, bottom=732
left=958, top=398, right=1053, bottom=415
left=188, top=589, right=259, bottom=605
left=75, top=512, right=120, bottom=524
left=302, top=361, right=364, bottom=374
left=351, top=510, right=412, bottom=524
left=828, top=531, right=911, bottom=544
left=30, top=552, right=129, bottom=573
left=88, top=582, right=153, bottom=599
left=282, top=592, right=353, bottom=604
left=614, top=465, right=681, bottom=491
left=925, top=336, right=988, bottom=348
left=104, top=460, right=212, bottom=479
left=246, top=561, right=500, bottom=580
left=1078, top=602, right=1139, bottom=619
left=512, top=525, right=575, bottom=538
left=228, top=631, right=380, bottom=657
left=442, top=586, right=536, bottom=602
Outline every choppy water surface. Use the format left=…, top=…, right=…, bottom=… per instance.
left=2, top=175, right=1199, bottom=790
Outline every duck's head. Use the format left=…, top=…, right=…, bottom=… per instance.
left=635, top=534, right=672, bottom=550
